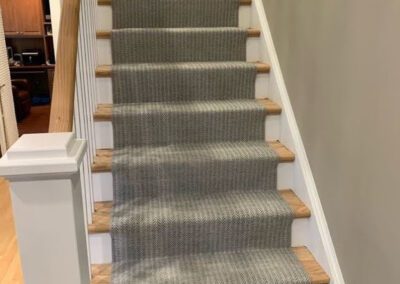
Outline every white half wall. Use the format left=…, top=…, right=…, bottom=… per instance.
left=49, top=0, right=62, bottom=56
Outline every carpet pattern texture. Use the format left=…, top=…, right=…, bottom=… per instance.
left=110, top=0, right=311, bottom=282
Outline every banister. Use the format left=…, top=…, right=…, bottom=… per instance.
left=48, top=0, right=81, bottom=133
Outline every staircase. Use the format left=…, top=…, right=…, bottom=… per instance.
left=87, top=0, right=337, bottom=283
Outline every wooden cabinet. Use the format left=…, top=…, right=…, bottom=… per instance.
left=0, top=0, right=44, bottom=36
left=1, top=0, right=19, bottom=35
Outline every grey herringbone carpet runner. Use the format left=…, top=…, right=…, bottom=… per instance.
left=111, top=0, right=310, bottom=283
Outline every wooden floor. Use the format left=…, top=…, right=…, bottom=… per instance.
left=17, top=105, right=50, bottom=135
left=0, top=179, right=23, bottom=284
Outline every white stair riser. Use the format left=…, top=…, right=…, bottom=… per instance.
left=97, top=37, right=261, bottom=66
left=93, top=172, right=113, bottom=201
left=96, top=6, right=252, bottom=31
left=92, top=163, right=293, bottom=203
left=89, top=218, right=308, bottom=264
left=96, top=73, right=270, bottom=104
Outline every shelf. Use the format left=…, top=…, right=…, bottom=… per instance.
left=10, top=65, right=55, bottom=70
left=5, top=34, right=44, bottom=39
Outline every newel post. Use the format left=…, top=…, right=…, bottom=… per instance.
left=0, top=132, right=90, bottom=284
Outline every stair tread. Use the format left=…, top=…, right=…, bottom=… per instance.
left=89, top=189, right=310, bottom=234
left=94, top=98, right=281, bottom=121
left=92, top=141, right=294, bottom=173
left=98, top=0, right=252, bottom=6
left=91, top=247, right=329, bottom=284
left=96, top=28, right=260, bottom=39
left=95, top=62, right=271, bottom=77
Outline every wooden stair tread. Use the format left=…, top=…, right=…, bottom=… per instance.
left=95, top=62, right=270, bottom=77
left=88, top=189, right=310, bottom=234
left=91, top=247, right=329, bottom=284
left=293, top=247, right=331, bottom=284
left=92, top=141, right=294, bottom=173
left=98, top=0, right=252, bottom=6
left=97, top=28, right=260, bottom=39
left=94, top=98, right=281, bottom=121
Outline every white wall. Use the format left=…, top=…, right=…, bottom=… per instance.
left=49, top=0, right=62, bottom=56
left=262, top=0, right=400, bottom=283
left=0, top=7, right=18, bottom=153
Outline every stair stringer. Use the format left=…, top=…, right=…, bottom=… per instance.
left=250, top=1, right=344, bottom=283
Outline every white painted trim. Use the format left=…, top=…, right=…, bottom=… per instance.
left=49, top=0, right=62, bottom=57
left=0, top=133, right=86, bottom=179
left=0, top=132, right=90, bottom=284
left=49, top=0, right=62, bottom=56
left=253, top=0, right=344, bottom=282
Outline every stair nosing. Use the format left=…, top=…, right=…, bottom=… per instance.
left=88, top=189, right=311, bottom=234
left=90, top=246, right=330, bottom=284
left=93, top=98, right=281, bottom=121
left=95, top=62, right=271, bottom=77
left=96, top=28, right=261, bottom=39
left=91, top=141, right=295, bottom=173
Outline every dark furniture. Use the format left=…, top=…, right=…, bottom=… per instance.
left=12, top=79, right=31, bottom=122
left=3, top=0, right=56, bottom=105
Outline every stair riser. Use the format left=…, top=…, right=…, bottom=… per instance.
left=92, top=162, right=293, bottom=202
left=88, top=218, right=308, bottom=264
left=94, top=114, right=280, bottom=149
left=97, top=37, right=261, bottom=66
left=96, top=73, right=270, bottom=104
left=96, top=6, right=252, bottom=31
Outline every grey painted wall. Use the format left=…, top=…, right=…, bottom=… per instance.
left=262, top=0, right=400, bottom=283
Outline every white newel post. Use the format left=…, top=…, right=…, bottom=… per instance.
left=0, top=132, right=90, bottom=284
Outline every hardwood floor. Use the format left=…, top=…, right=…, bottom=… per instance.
left=17, top=105, right=50, bottom=135
left=0, top=178, right=23, bottom=284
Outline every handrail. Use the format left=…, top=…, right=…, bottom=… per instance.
left=48, top=0, right=81, bottom=133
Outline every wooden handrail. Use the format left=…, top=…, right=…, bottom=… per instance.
left=48, top=0, right=81, bottom=133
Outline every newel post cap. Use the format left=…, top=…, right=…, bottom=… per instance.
left=0, top=132, right=86, bottom=180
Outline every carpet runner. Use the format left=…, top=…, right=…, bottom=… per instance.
left=110, top=0, right=310, bottom=282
